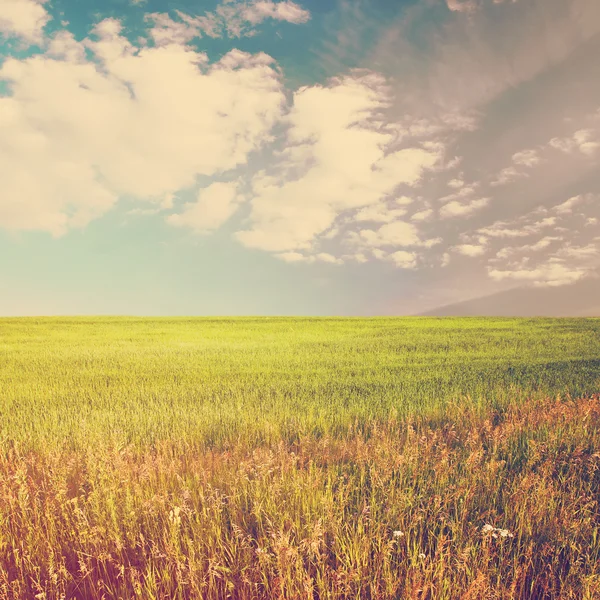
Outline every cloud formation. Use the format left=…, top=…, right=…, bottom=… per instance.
left=0, top=0, right=599, bottom=307
left=236, top=73, right=444, bottom=255
left=0, top=0, right=50, bottom=45
left=145, top=0, right=310, bottom=44
left=461, top=194, right=600, bottom=286
left=0, top=21, right=285, bottom=235
left=167, top=182, right=243, bottom=233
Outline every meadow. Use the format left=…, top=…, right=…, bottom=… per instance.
left=1, top=317, right=600, bottom=599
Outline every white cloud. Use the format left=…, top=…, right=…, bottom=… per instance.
left=557, top=243, right=597, bottom=260
left=478, top=216, right=556, bottom=239
left=549, top=129, right=600, bottom=156
left=144, top=1, right=309, bottom=43
left=410, top=208, right=433, bottom=222
left=352, top=252, right=369, bottom=263
left=491, top=166, right=526, bottom=187
left=447, top=177, right=464, bottom=189
left=440, top=197, right=489, bottom=218
left=275, top=251, right=343, bottom=264
left=446, top=0, right=479, bottom=13
left=174, top=0, right=311, bottom=39
left=357, top=220, right=424, bottom=248
left=495, top=236, right=560, bottom=259
left=0, top=24, right=285, bottom=235
left=236, top=73, right=442, bottom=253
left=474, top=193, right=600, bottom=287
left=512, top=148, right=540, bottom=167
left=167, top=182, right=242, bottom=233
left=438, top=183, right=479, bottom=202
left=477, top=200, right=592, bottom=265
left=553, top=195, right=585, bottom=215
left=488, top=262, right=588, bottom=287
left=244, top=1, right=310, bottom=25
left=316, top=252, right=343, bottom=264
left=490, top=147, right=542, bottom=188
left=353, top=203, right=407, bottom=223
left=388, top=250, right=417, bottom=268
left=276, top=251, right=306, bottom=263
left=145, top=12, right=220, bottom=46
left=455, top=243, right=486, bottom=256
left=0, top=0, right=50, bottom=45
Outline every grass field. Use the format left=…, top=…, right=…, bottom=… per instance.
left=1, top=317, right=600, bottom=599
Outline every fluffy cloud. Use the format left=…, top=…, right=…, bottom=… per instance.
left=447, top=177, right=465, bottom=189
left=388, top=250, right=417, bottom=269
left=1, top=0, right=597, bottom=297
left=455, top=244, right=486, bottom=256
left=446, top=0, right=519, bottom=14
left=446, top=0, right=479, bottom=13
left=236, top=73, right=443, bottom=253
left=167, top=182, right=243, bottom=233
left=353, top=203, right=408, bottom=223
left=355, top=221, right=424, bottom=248
left=495, top=236, right=560, bottom=259
left=488, top=262, right=589, bottom=287
left=0, top=22, right=285, bottom=235
left=458, top=193, right=600, bottom=287
left=0, top=0, right=50, bottom=45
left=491, top=166, right=525, bottom=187
left=438, top=184, right=479, bottom=203
left=244, top=1, right=310, bottom=24
left=145, top=12, right=221, bottom=46
left=410, top=209, right=433, bottom=222
left=146, top=0, right=310, bottom=43
left=275, top=251, right=343, bottom=264
left=512, top=148, right=541, bottom=167
left=553, top=195, right=586, bottom=214
left=439, top=197, right=489, bottom=218
left=491, top=148, right=542, bottom=186
left=477, top=215, right=555, bottom=239
left=549, top=129, right=600, bottom=156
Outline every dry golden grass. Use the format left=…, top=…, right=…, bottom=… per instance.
left=2, top=394, right=600, bottom=599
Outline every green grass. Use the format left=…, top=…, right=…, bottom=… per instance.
left=1, top=317, right=599, bottom=450
left=1, top=317, right=600, bottom=599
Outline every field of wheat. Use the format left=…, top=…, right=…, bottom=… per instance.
left=1, top=317, right=600, bottom=599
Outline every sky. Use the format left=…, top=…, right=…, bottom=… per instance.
left=0, top=0, right=599, bottom=316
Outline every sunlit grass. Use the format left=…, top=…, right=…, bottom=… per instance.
left=1, top=317, right=600, bottom=598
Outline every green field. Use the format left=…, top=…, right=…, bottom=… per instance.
left=2, top=317, right=600, bottom=449
left=2, top=317, right=600, bottom=599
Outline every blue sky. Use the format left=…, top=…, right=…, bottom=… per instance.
left=0, top=0, right=599, bottom=315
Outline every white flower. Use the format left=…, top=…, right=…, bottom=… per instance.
left=482, top=523, right=513, bottom=539
left=418, top=553, right=426, bottom=559
left=393, top=530, right=404, bottom=538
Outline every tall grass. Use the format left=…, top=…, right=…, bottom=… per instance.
left=1, top=317, right=600, bottom=598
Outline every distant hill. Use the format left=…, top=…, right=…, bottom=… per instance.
left=419, top=277, right=600, bottom=317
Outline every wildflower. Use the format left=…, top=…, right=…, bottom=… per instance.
left=393, top=530, right=404, bottom=538
left=418, top=553, right=426, bottom=559
left=482, top=523, right=513, bottom=539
